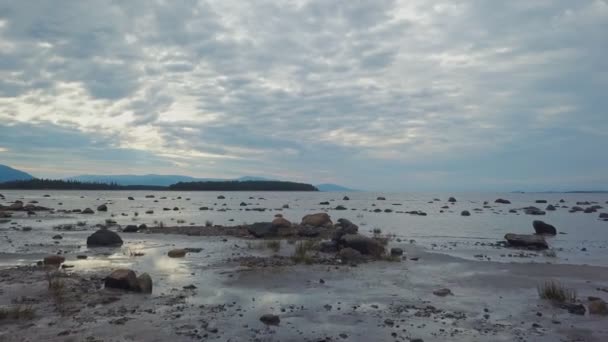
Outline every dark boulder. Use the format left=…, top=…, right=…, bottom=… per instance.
left=247, top=222, right=277, bottom=238
left=334, top=205, right=347, bottom=210
left=86, top=229, right=123, bottom=246
left=524, top=207, right=545, bottom=215
left=377, top=197, right=386, bottom=200
left=332, top=218, right=359, bottom=241
left=448, top=197, right=457, bottom=203
left=546, top=205, right=556, bottom=211
left=584, top=207, right=597, bottom=213
left=533, top=220, right=557, bottom=235
left=340, top=234, right=385, bottom=256
left=461, top=210, right=471, bottom=216
left=535, top=200, right=547, bottom=204
left=319, top=201, right=330, bottom=205
left=82, top=208, right=95, bottom=214
left=123, top=225, right=139, bottom=233
left=260, top=314, right=280, bottom=326
left=504, top=233, right=548, bottom=250
left=343, top=196, right=350, bottom=201
left=97, top=204, right=108, bottom=212
left=390, top=248, right=404, bottom=256
left=104, top=269, right=140, bottom=292
left=570, top=206, right=584, bottom=213
left=495, top=199, right=511, bottom=204
left=599, top=213, right=608, bottom=219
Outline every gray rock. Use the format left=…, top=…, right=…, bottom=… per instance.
left=340, top=234, right=385, bottom=256
left=461, top=210, right=471, bottom=216
left=495, top=198, right=511, bottom=204
left=338, top=247, right=365, bottom=264
left=137, top=273, right=153, bottom=294
left=301, top=213, right=332, bottom=227
left=82, top=208, right=95, bottom=214
left=433, top=288, right=453, bottom=297
left=97, top=204, right=108, bottom=212
left=504, top=233, right=548, bottom=250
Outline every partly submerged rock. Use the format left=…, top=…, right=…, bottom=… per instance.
left=168, top=249, right=187, bottom=258
left=271, top=217, right=291, bottom=230
left=86, top=229, right=123, bottom=246
left=123, top=225, right=139, bottom=233
left=588, top=298, right=608, bottom=315
left=433, top=288, right=453, bottom=297
left=504, top=233, right=548, bottom=250
left=247, top=222, right=277, bottom=238
left=301, top=213, right=332, bottom=227
left=259, top=314, right=280, bottom=326
left=340, top=234, right=385, bottom=256
left=338, top=247, right=365, bottom=264
left=43, top=255, right=65, bottom=266
left=82, top=208, right=95, bottom=214
left=461, top=210, right=471, bottom=216
left=137, top=273, right=153, bottom=294
left=97, top=204, right=108, bottom=212
left=533, top=220, right=557, bottom=235
left=390, top=247, right=404, bottom=256
left=332, top=218, right=359, bottom=241
left=495, top=198, right=511, bottom=204
left=105, top=269, right=140, bottom=292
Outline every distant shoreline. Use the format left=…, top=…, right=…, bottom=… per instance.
left=0, top=179, right=319, bottom=192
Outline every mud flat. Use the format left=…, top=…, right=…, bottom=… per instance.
left=1, top=235, right=608, bottom=341
left=1, top=191, right=608, bottom=341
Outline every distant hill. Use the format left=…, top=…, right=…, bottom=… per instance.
left=315, top=183, right=356, bottom=192
left=0, top=164, right=34, bottom=183
left=170, top=180, right=318, bottom=191
left=68, top=174, right=272, bottom=186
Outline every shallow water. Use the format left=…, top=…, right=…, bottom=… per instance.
left=1, top=190, right=607, bottom=267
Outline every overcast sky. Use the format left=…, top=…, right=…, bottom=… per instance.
left=0, top=0, right=607, bottom=191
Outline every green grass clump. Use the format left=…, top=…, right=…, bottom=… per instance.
left=537, top=280, right=577, bottom=303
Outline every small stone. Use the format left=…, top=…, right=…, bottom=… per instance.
left=260, top=314, right=280, bottom=326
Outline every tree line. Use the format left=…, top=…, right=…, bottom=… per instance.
left=0, top=178, right=318, bottom=191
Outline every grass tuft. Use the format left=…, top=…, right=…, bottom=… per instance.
left=537, top=280, right=577, bottom=303
left=0, top=305, right=35, bottom=320
left=291, top=241, right=316, bottom=264
left=265, top=240, right=281, bottom=253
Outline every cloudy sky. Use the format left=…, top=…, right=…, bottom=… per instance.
left=0, top=0, right=607, bottom=191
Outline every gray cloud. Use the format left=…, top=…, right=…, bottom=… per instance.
left=0, top=0, right=607, bottom=190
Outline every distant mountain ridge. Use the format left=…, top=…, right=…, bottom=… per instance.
left=0, top=164, right=353, bottom=191
left=0, top=164, right=34, bottom=183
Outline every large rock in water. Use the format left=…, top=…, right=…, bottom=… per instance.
left=301, top=213, right=332, bottom=227
left=332, top=218, right=359, bottom=241
left=247, top=222, right=277, bottom=238
left=533, top=220, right=557, bottom=235
left=168, top=249, right=186, bottom=258
left=495, top=198, right=511, bottom=204
left=97, top=204, right=108, bottom=212
left=86, top=229, right=123, bottom=246
left=504, top=233, right=548, bottom=250
left=271, top=217, right=291, bottom=229
left=105, top=269, right=140, bottom=292
left=340, top=234, right=385, bottom=256
left=137, top=273, right=153, bottom=294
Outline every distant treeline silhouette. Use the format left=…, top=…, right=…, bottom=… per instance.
left=169, top=180, right=318, bottom=191
left=0, top=178, right=318, bottom=191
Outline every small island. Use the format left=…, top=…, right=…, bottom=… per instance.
left=0, top=178, right=319, bottom=191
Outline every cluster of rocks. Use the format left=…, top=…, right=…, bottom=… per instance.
left=503, top=220, right=557, bottom=250
left=104, top=269, right=152, bottom=293
left=0, top=200, right=52, bottom=212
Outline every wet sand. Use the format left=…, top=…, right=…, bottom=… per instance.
left=1, top=236, right=607, bottom=342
